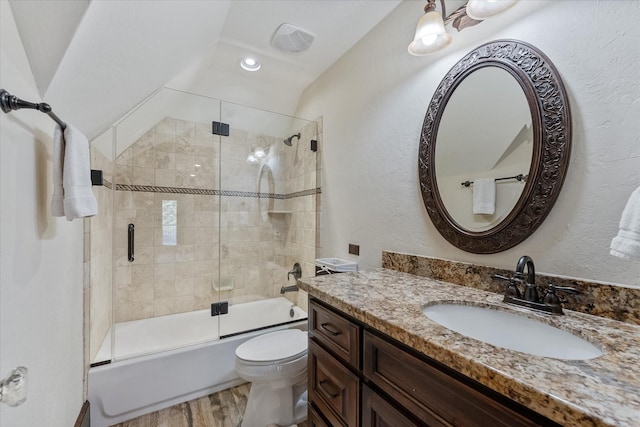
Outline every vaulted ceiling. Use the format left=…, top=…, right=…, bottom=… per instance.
left=9, top=0, right=404, bottom=139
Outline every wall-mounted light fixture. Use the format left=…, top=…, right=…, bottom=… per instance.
left=408, top=0, right=451, bottom=56
left=466, top=0, right=518, bottom=20
left=408, top=0, right=519, bottom=56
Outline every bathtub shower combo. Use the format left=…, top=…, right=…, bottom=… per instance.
left=87, top=88, right=319, bottom=426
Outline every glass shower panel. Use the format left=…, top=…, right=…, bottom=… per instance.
left=218, top=102, right=317, bottom=338
left=89, top=126, right=116, bottom=366
left=110, top=88, right=222, bottom=360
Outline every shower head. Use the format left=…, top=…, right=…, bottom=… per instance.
left=283, top=133, right=301, bottom=146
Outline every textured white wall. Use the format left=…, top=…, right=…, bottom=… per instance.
left=295, top=0, right=640, bottom=286
left=0, top=2, right=84, bottom=426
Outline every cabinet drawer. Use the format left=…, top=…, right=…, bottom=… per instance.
left=308, top=403, right=331, bottom=427
left=309, top=339, right=359, bottom=427
left=364, top=331, right=543, bottom=427
left=362, top=384, right=422, bottom=427
left=309, top=299, right=361, bottom=369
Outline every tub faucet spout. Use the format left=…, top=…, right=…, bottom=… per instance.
left=280, top=285, right=299, bottom=294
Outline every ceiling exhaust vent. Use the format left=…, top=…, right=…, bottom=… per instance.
left=270, top=23, right=314, bottom=54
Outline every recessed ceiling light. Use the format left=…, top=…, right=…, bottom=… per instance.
left=240, top=57, right=261, bottom=72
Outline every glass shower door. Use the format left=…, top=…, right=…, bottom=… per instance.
left=108, top=88, right=223, bottom=361
left=218, top=101, right=318, bottom=338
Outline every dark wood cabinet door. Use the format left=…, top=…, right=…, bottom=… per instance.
left=309, top=300, right=361, bottom=369
left=308, top=403, right=331, bottom=427
left=362, top=385, right=425, bottom=427
left=363, top=331, right=549, bottom=427
left=309, top=339, right=359, bottom=427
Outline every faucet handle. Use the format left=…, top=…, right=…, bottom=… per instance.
left=492, top=274, right=523, bottom=298
left=288, top=262, right=302, bottom=281
left=492, top=273, right=523, bottom=283
left=542, top=284, right=579, bottom=306
left=548, top=284, right=579, bottom=294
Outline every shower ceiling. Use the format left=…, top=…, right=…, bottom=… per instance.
left=9, top=0, right=403, bottom=140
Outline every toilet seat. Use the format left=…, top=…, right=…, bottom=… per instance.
left=235, top=329, right=307, bottom=364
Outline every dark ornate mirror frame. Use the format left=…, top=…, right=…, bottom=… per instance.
left=419, top=39, right=571, bottom=254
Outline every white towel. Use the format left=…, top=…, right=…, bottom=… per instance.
left=51, top=125, right=65, bottom=216
left=50, top=124, right=98, bottom=220
left=473, top=178, right=496, bottom=215
left=610, top=186, right=640, bottom=260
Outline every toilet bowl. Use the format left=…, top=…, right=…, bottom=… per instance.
left=235, top=329, right=308, bottom=427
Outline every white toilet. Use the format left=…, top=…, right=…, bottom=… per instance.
left=235, top=329, right=308, bottom=427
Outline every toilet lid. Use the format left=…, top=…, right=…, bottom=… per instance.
left=236, top=329, right=307, bottom=362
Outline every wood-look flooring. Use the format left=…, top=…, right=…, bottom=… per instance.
left=111, top=383, right=308, bottom=427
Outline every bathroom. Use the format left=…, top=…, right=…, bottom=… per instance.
left=1, top=0, right=639, bottom=426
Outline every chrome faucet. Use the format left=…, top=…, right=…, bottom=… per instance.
left=492, top=256, right=579, bottom=315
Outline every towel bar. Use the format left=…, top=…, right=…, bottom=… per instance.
left=461, top=174, right=527, bottom=187
left=1, top=89, right=103, bottom=186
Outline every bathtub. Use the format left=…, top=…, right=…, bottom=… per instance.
left=88, top=297, right=307, bottom=427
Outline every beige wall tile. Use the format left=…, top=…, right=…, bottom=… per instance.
left=114, top=266, right=131, bottom=286
left=133, top=166, right=155, bottom=185
left=132, top=264, right=154, bottom=283
left=176, top=120, right=195, bottom=138
left=133, top=146, right=155, bottom=168
left=156, top=118, right=177, bottom=134
left=154, top=281, right=176, bottom=299
left=130, top=301, right=154, bottom=321
left=130, top=283, right=154, bottom=302
left=195, top=138, right=216, bottom=156
left=155, top=152, right=175, bottom=170
left=153, top=298, right=175, bottom=317
left=175, top=261, right=194, bottom=280
left=195, top=123, right=213, bottom=139
left=155, top=169, right=176, bottom=187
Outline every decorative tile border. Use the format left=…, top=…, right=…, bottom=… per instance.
left=382, top=251, right=640, bottom=325
left=288, top=188, right=322, bottom=199
left=110, top=183, right=321, bottom=200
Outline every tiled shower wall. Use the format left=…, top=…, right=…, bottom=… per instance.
left=110, top=117, right=320, bottom=323
left=282, top=116, right=322, bottom=310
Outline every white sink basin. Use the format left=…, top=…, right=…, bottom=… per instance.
left=423, top=303, right=603, bottom=360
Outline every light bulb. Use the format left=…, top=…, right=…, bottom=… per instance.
left=466, top=0, right=518, bottom=20
left=408, top=5, right=451, bottom=56
left=421, top=34, right=438, bottom=46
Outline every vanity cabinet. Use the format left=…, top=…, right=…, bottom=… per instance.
left=308, top=298, right=560, bottom=427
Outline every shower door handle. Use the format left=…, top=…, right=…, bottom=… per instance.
left=128, top=223, right=134, bottom=262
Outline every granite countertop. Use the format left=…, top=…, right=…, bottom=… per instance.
left=298, top=268, right=640, bottom=427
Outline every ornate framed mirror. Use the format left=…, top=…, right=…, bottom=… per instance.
left=419, top=39, right=571, bottom=253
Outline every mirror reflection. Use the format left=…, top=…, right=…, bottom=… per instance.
left=435, top=67, right=533, bottom=232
